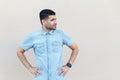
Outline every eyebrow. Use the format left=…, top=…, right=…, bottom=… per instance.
left=51, top=18, right=57, bottom=21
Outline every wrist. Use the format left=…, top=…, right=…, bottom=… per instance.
left=28, top=66, right=33, bottom=71
left=66, top=63, right=72, bottom=68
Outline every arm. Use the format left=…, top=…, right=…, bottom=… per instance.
left=67, top=42, right=79, bottom=65
left=59, top=43, right=79, bottom=76
left=17, top=47, right=41, bottom=75
left=17, top=47, right=32, bottom=70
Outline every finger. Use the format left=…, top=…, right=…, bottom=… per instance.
left=57, top=68, right=61, bottom=73
left=62, top=71, right=67, bottom=76
left=36, top=69, right=39, bottom=73
left=37, top=68, right=43, bottom=72
left=35, top=69, right=40, bottom=74
left=36, top=68, right=40, bottom=71
left=35, top=71, right=41, bottom=76
left=35, top=72, right=41, bottom=76
left=57, top=67, right=63, bottom=75
left=36, top=68, right=42, bottom=76
left=59, top=70, right=64, bottom=76
left=31, top=70, right=37, bottom=75
left=37, top=70, right=41, bottom=75
left=34, top=72, right=37, bottom=76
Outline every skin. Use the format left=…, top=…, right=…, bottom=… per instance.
left=17, top=15, right=79, bottom=76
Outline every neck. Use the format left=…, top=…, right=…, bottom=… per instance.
left=42, top=26, right=51, bottom=32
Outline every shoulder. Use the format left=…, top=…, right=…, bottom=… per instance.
left=54, top=29, right=70, bottom=37
left=54, top=29, right=65, bottom=34
left=25, top=29, right=41, bottom=38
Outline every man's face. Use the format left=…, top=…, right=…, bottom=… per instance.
left=43, top=15, right=57, bottom=30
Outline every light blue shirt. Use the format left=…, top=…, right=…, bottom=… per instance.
left=21, top=28, right=74, bottom=80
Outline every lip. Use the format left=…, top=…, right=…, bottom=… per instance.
left=54, top=26, right=56, bottom=28
left=53, top=25, right=57, bottom=28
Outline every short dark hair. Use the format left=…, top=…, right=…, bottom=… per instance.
left=39, top=9, right=56, bottom=24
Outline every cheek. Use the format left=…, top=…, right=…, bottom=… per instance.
left=51, top=22, right=55, bottom=25
left=48, top=22, right=54, bottom=26
left=46, top=21, right=54, bottom=26
left=46, top=22, right=50, bottom=26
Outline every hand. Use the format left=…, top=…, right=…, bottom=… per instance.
left=58, top=65, right=70, bottom=76
left=28, top=67, right=41, bottom=76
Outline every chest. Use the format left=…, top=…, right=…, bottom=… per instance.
left=33, top=34, right=63, bottom=53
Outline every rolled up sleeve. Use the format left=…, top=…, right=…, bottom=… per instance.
left=21, top=34, right=33, bottom=51
left=62, top=31, right=74, bottom=46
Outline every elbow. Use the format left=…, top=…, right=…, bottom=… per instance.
left=74, top=46, right=79, bottom=55
left=76, top=47, right=79, bottom=55
left=17, top=50, right=21, bottom=58
left=72, top=47, right=79, bottom=55
left=16, top=47, right=25, bottom=57
left=71, top=44, right=79, bottom=55
left=17, top=50, right=20, bottom=56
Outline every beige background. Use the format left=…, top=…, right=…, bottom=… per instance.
left=0, top=0, right=120, bottom=80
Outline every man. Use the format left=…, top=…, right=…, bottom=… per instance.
left=17, top=9, right=79, bottom=80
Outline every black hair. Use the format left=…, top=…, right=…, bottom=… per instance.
left=39, top=9, right=56, bottom=24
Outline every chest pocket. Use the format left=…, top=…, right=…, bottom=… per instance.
left=52, top=41, right=61, bottom=53
left=34, top=42, right=45, bottom=54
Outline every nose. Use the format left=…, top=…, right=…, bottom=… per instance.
left=54, top=21, right=57, bottom=26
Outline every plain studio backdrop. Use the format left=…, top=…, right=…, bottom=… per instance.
left=0, top=0, right=120, bottom=80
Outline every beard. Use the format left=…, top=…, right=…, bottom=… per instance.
left=50, top=27, right=56, bottom=30
left=52, top=26, right=56, bottom=30
left=46, top=25, right=56, bottom=30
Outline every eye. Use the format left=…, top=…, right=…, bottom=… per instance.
left=50, top=18, right=57, bottom=21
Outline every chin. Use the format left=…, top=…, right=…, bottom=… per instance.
left=52, top=27, right=56, bottom=30
left=52, top=28, right=56, bottom=30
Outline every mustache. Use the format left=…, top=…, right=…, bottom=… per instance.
left=53, top=24, right=57, bottom=26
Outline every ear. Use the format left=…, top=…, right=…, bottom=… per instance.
left=42, top=19, right=46, bottom=25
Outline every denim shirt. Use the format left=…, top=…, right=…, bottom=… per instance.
left=21, top=28, right=74, bottom=80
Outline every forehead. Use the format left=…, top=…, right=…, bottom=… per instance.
left=48, top=15, right=56, bottom=19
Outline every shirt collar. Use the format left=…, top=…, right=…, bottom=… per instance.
left=40, top=28, right=55, bottom=35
